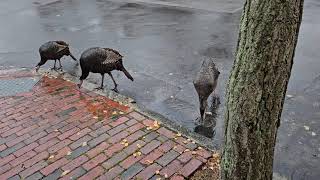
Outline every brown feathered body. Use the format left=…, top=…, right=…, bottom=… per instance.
left=193, top=59, right=220, bottom=120
left=36, top=41, right=77, bottom=68
left=78, top=47, right=133, bottom=89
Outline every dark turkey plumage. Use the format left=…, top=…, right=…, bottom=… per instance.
left=78, top=47, right=134, bottom=91
left=35, top=41, right=77, bottom=71
left=193, top=59, right=220, bottom=121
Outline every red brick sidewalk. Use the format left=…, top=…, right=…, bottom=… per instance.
left=0, top=69, right=212, bottom=180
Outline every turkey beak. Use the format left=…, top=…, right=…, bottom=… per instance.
left=35, top=66, right=40, bottom=72
left=78, top=80, right=83, bottom=88
left=70, top=53, right=77, bottom=62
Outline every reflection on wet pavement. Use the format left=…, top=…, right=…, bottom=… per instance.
left=0, top=0, right=319, bottom=179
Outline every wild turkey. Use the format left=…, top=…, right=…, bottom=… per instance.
left=77, top=47, right=134, bottom=92
left=35, top=41, right=77, bottom=71
left=193, top=59, right=220, bottom=121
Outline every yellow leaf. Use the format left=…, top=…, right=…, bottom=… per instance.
left=212, top=153, right=219, bottom=158
left=184, top=149, right=190, bottom=152
left=82, top=142, right=87, bottom=147
left=183, top=141, right=188, bottom=144
left=137, top=152, right=142, bottom=156
left=123, top=139, right=128, bottom=142
left=124, top=143, right=129, bottom=147
left=112, top=111, right=118, bottom=115
left=133, top=153, right=137, bottom=157
left=156, top=178, right=161, bottom=180
left=61, top=170, right=70, bottom=176
left=176, top=133, right=182, bottom=137
left=48, top=155, right=55, bottom=159
left=146, top=160, right=153, bottom=164
left=119, top=112, right=124, bottom=115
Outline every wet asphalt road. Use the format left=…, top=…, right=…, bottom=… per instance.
left=0, top=0, right=319, bottom=179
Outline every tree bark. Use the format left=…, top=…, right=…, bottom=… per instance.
left=221, top=0, right=304, bottom=179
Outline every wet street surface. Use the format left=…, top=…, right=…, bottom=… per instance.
left=0, top=0, right=319, bottom=179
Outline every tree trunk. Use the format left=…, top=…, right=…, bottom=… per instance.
left=221, top=0, right=304, bottom=179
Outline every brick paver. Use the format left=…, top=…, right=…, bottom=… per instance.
left=0, top=69, right=213, bottom=179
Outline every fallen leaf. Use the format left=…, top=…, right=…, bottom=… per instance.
left=146, top=160, right=153, bottom=164
left=192, top=141, right=196, bottom=144
left=203, top=166, right=207, bottom=170
left=304, top=126, right=310, bottom=131
left=187, top=138, right=191, bottom=142
left=184, top=149, right=190, bottom=152
left=156, top=178, right=161, bottom=180
left=176, top=133, right=182, bottom=137
left=123, top=139, right=128, bottom=142
left=173, top=146, right=177, bottom=149
left=155, top=170, right=160, bottom=174
left=147, top=127, right=152, bottom=130
left=82, top=142, right=87, bottom=147
left=54, top=129, right=59, bottom=132
left=192, top=151, right=197, bottom=155
left=183, top=141, right=188, bottom=144
left=142, top=136, right=146, bottom=139
left=48, top=155, right=55, bottom=159
left=67, top=151, right=72, bottom=156
left=212, top=153, right=219, bottom=158
left=209, top=166, right=214, bottom=170
left=198, top=147, right=203, bottom=150
left=76, top=132, right=81, bottom=135
left=164, top=174, right=168, bottom=178
left=119, top=112, right=124, bottom=115
left=137, top=144, right=141, bottom=148
left=311, top=132, right=316, bottom=136
left=133, top=153, right=137, bottom=157
left=124, top=143, right=129, bottom=147
left=61, top=170, right=70, bottom=176
left=137, top=152, right=142, bottom=156
left=93, top=116, right=98, bottom=119
left=103, top=110, right=108, bottom=113
left=112, top=111, right=118, bottom=115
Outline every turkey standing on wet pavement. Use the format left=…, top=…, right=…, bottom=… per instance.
left=78, top=47, right=134, bottom=92
left=193, top=59, right=220, bottom=121
left=35, top=41, right=78, bottom=72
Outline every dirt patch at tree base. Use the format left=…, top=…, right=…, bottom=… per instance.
left=191, top=153, right=220, bottom=180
